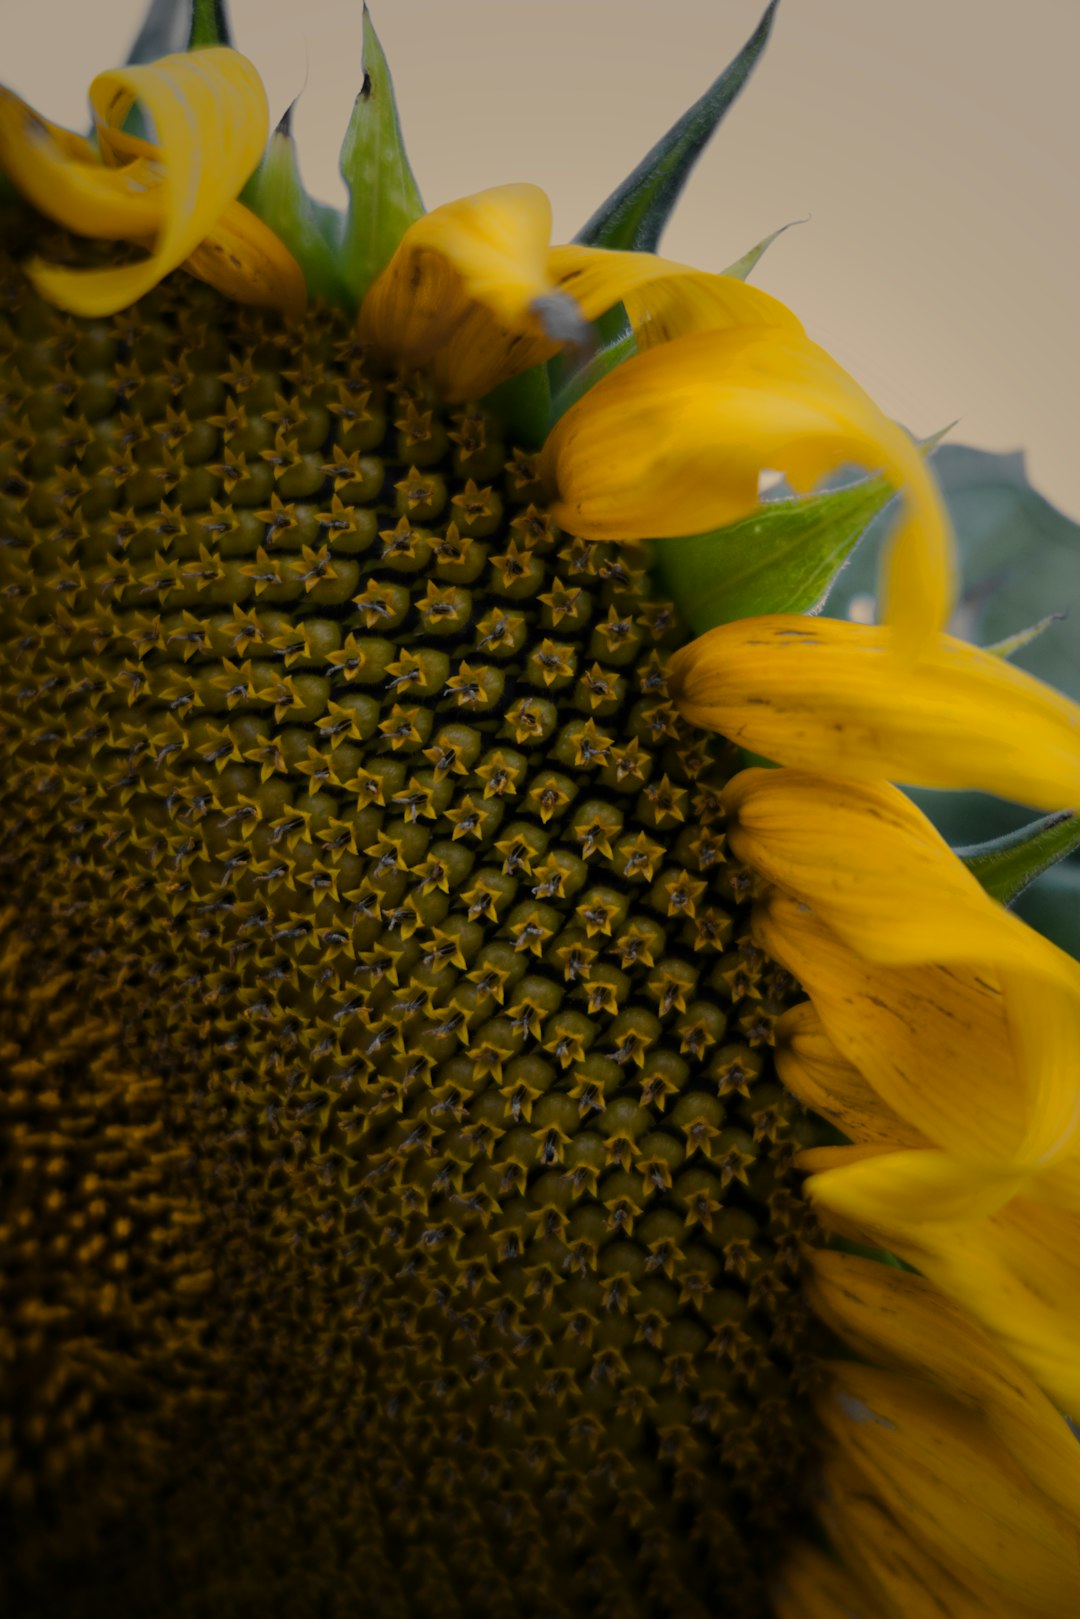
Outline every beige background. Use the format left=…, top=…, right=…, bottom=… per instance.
left=4, top=0, right=1078, bottom=519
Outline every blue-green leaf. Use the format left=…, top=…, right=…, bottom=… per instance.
left=958, top=812, right=1080, bottom=908
left=241, top=107, right=352, bottom=309
left=653, top=473, right=894, bottom=635
left=189, top=0, right=231, bottom=48
left=573, top=0, right=779, bottom=252
left=338, top=5, right=424, bottom=306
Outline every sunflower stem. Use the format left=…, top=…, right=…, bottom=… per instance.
left=189, top=0, right=232, bottom=48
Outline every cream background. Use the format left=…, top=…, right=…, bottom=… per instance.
left=3, top=0, right=1078, bottom=518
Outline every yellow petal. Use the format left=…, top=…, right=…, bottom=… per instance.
left=772, top=1540, right=892, bottom=1619
left=23, top=49, right=269, bottom=317
left=185, top=201, right=306, bottom=320
left=359, top=184, right=566, bottom=397
left=0, top=86, right=167, bottom=238
left=881, top=1197, right=1080, bottom=1415
left=539, top=327, right=953, bottom=654
left=666, top=614, right=1080, bottom=812
left=803, top=1144, right=1028, bottom=1225
left=547, top=243, right=803, bottom=346
left=805, top=1250, right=1080, bottom=1528
left=757, top=882, right=1080, bottom=1173
left=726, top=769, right=1061, bottom=979
left=820, top=1453, right=1058, bottom=1619
left=817, top=1361, right=1080, bottom=1613
left=775, top=1001, right=924, bottom=1147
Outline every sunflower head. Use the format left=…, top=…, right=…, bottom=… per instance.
left=2, top=5, right=1079, bottom=1619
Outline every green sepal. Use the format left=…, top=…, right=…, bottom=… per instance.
left=241, top=109, right=353, bottom=309
left=126, top=0, right=189, bottom=63
left=573, top=0, right=779, bottom=252
left=958, top=812, right=1080, bottom=908
left=653, top=474, right=894, bottom=636
left=338, top=5, right=424, bottom=306
left=188, top=0, right=231, bottom=48
left=547, top=301, right=637, bottom=426
left=481, top=364, right=553, bottom=454
left=722, top=217, right=805, bottom=281
left=984, top=613, right=1065, bottom=661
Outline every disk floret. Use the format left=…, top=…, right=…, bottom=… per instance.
left=0, top=236, right=819, bottom=1618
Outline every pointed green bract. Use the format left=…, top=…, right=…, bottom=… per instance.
left=548, top=321, right=636, bottom=423
left=573, top=0, right=779, bottom=252
left=653, top=474, right=893, bottom=635
left=242, top=110, right=353, bottom=308
left=985, top=613, right=1065, bottom=661
left=338, top=5, right=423, bottom=306
left=722, top=217, right=804, bottom=281
left=126, top=0, right=189, bottom=64
left=189, top=0, right=231, bottom=48
left=958, top=813, right=1080, bottom=908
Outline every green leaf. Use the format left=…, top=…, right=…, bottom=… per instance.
left=241, top=107, right=353, bottom=309
left=189, top=0, right=231, bottom=48
left=338, top=4, right=424, bottom=306
left=573, top=0, right=779, bottom=252
left=957, top=812, right=1080, bottom=908
left=653, top=473, right=894, bottom=635
left=984, top=612, right=1066, bottom=661
left=722, top=217, right=805, bottom=281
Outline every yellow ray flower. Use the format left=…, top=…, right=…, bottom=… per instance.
left=1, top=8, right=1077, bottom=1619
left=667, top=613, right=1080, bottom=810
left=538, top=325, right=954, bottom=655
left=0, top=50, right=304, bottom=316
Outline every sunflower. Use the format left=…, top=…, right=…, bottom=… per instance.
left=1, top=3, right=1079, bottom=1616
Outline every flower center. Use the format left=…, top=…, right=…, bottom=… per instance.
left=0, top=232, right=819, bottom=1617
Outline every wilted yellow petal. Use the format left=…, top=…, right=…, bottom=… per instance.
left=359, top=185, right=570, bottom=398
left=22, top=48, right=268, bottom=317
left=772, top=1540, right=892, bottom=1619
left=547, top=243, right=802, bottom=347
left=667, top=615, right=1080, bottom=811
left=806, top=1251, right=1080, bottom=1528
left=539, top=326, right=953, bottom=654
left=818, top=1362, right=1080, bottom=1613
left=185, top=201, right=306, bottom=319
left=775, top=1002, right=924, bottom=1148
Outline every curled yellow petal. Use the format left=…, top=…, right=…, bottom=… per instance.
left=539, top=326, right=953, bottom=654
left=0, top=87, right=167, bottom=238
left=359, top=185, right=571, bottom=398
left=805, top=1250, right=1080, bottom=1528
left=547, top=242, right=803, bottom=346
left=667, top=614, right=1080, bottom=812
left=19, top=48, right=269, bottom=317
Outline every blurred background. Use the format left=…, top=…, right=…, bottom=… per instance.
left=3, top=0, right=1078, bottom=944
